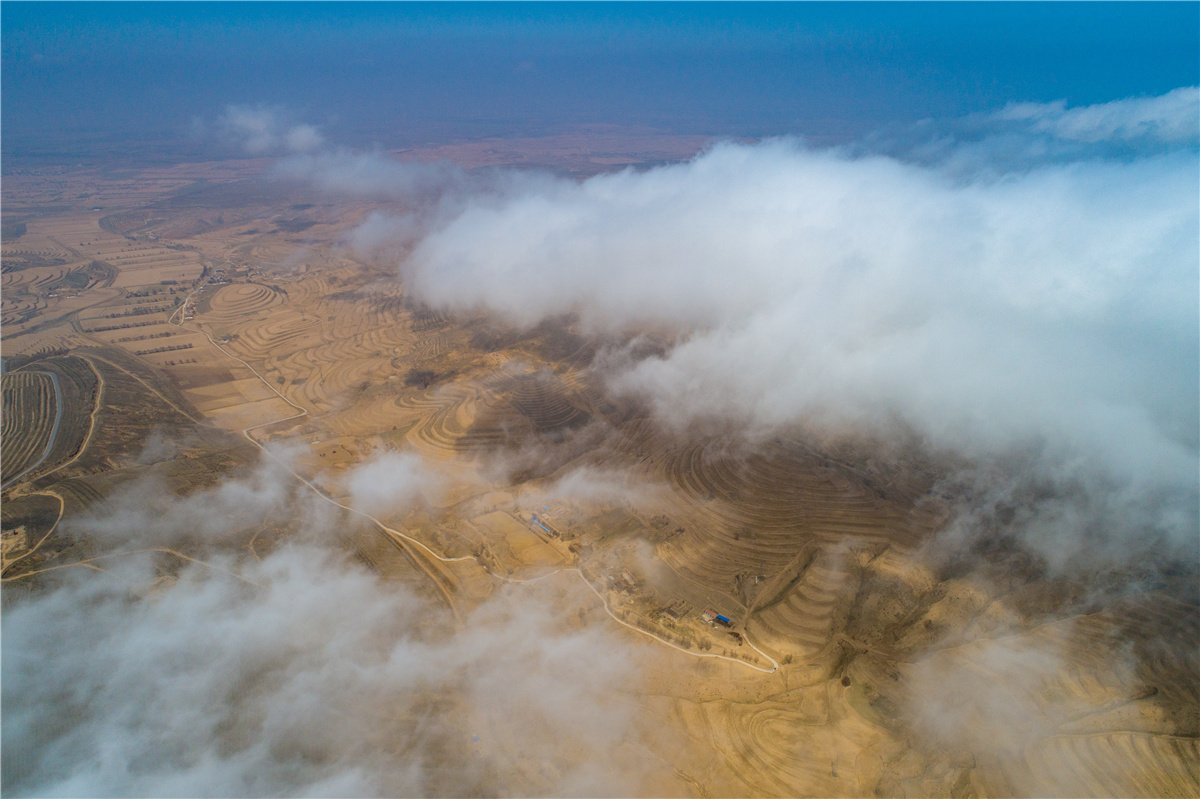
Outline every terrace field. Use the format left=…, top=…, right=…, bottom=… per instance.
left=2, top=155, right=1195, bottom=798
left=1, top=370, right=56, bottom=485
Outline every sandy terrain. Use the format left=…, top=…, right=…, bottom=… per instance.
left=2, top=155, right=1196, bottom=798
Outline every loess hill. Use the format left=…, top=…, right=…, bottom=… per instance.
left=2, top=156, right=1196, bottom=798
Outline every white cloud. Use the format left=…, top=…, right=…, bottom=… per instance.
left=340, top=450, right=439, bottom=517
left=903, top=629, right=1141, bottom=796
left=520, top=465, right=666, bottom=509
left=331, top=89, right=1198, bottom=558
left=282, top=123, right=324, bottom=154
left=273, top=150, right=469, bottom=200
left=217, top=105, right=324, bottom=155
left=995, top=86, right=1199, bottom=144
left=398, top=143, right=1196, bottom=481
left=64, top=447, right=299, bottom=549
left=861, top=88, right=1199, bottom=176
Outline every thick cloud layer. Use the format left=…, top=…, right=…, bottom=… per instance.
left=330, top=89, right=1200, bottom=559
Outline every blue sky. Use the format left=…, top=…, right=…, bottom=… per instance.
left=3, top=2, right=1198, bottom=153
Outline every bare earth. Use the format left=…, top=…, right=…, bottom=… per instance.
left=2, top=151, right=1196, bottom=798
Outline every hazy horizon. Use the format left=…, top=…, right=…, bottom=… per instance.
left=4, top=2, right=1198, bottom=165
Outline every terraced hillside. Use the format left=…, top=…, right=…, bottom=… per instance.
left=3, top=356, right=102, bottom=488
left=1, top=371, right=58, bottom=484
left=505, top=370, right=593, bottom=437
left=641, top=433, right=945, bottom=605
left=745, top=543, right=857, bottom=660
left=205, top=282, right=284, bottom=319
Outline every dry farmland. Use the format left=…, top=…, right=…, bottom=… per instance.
left=1, top=370, right=57, bottom=485
left=2, top=156, right=1196, bottom=799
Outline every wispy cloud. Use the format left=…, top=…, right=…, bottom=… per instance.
left=2, top=455, right=668, bottom=797
left=994, top=86, right=1199, bottom=144
left=868, top=87, right=1200, bottom=173
left=338, top=450, right=441, bottom=517
left=217, top=104, right=325, bottom=155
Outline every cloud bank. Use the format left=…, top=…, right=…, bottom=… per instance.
left=333, top=88, right=1198, bottom=560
